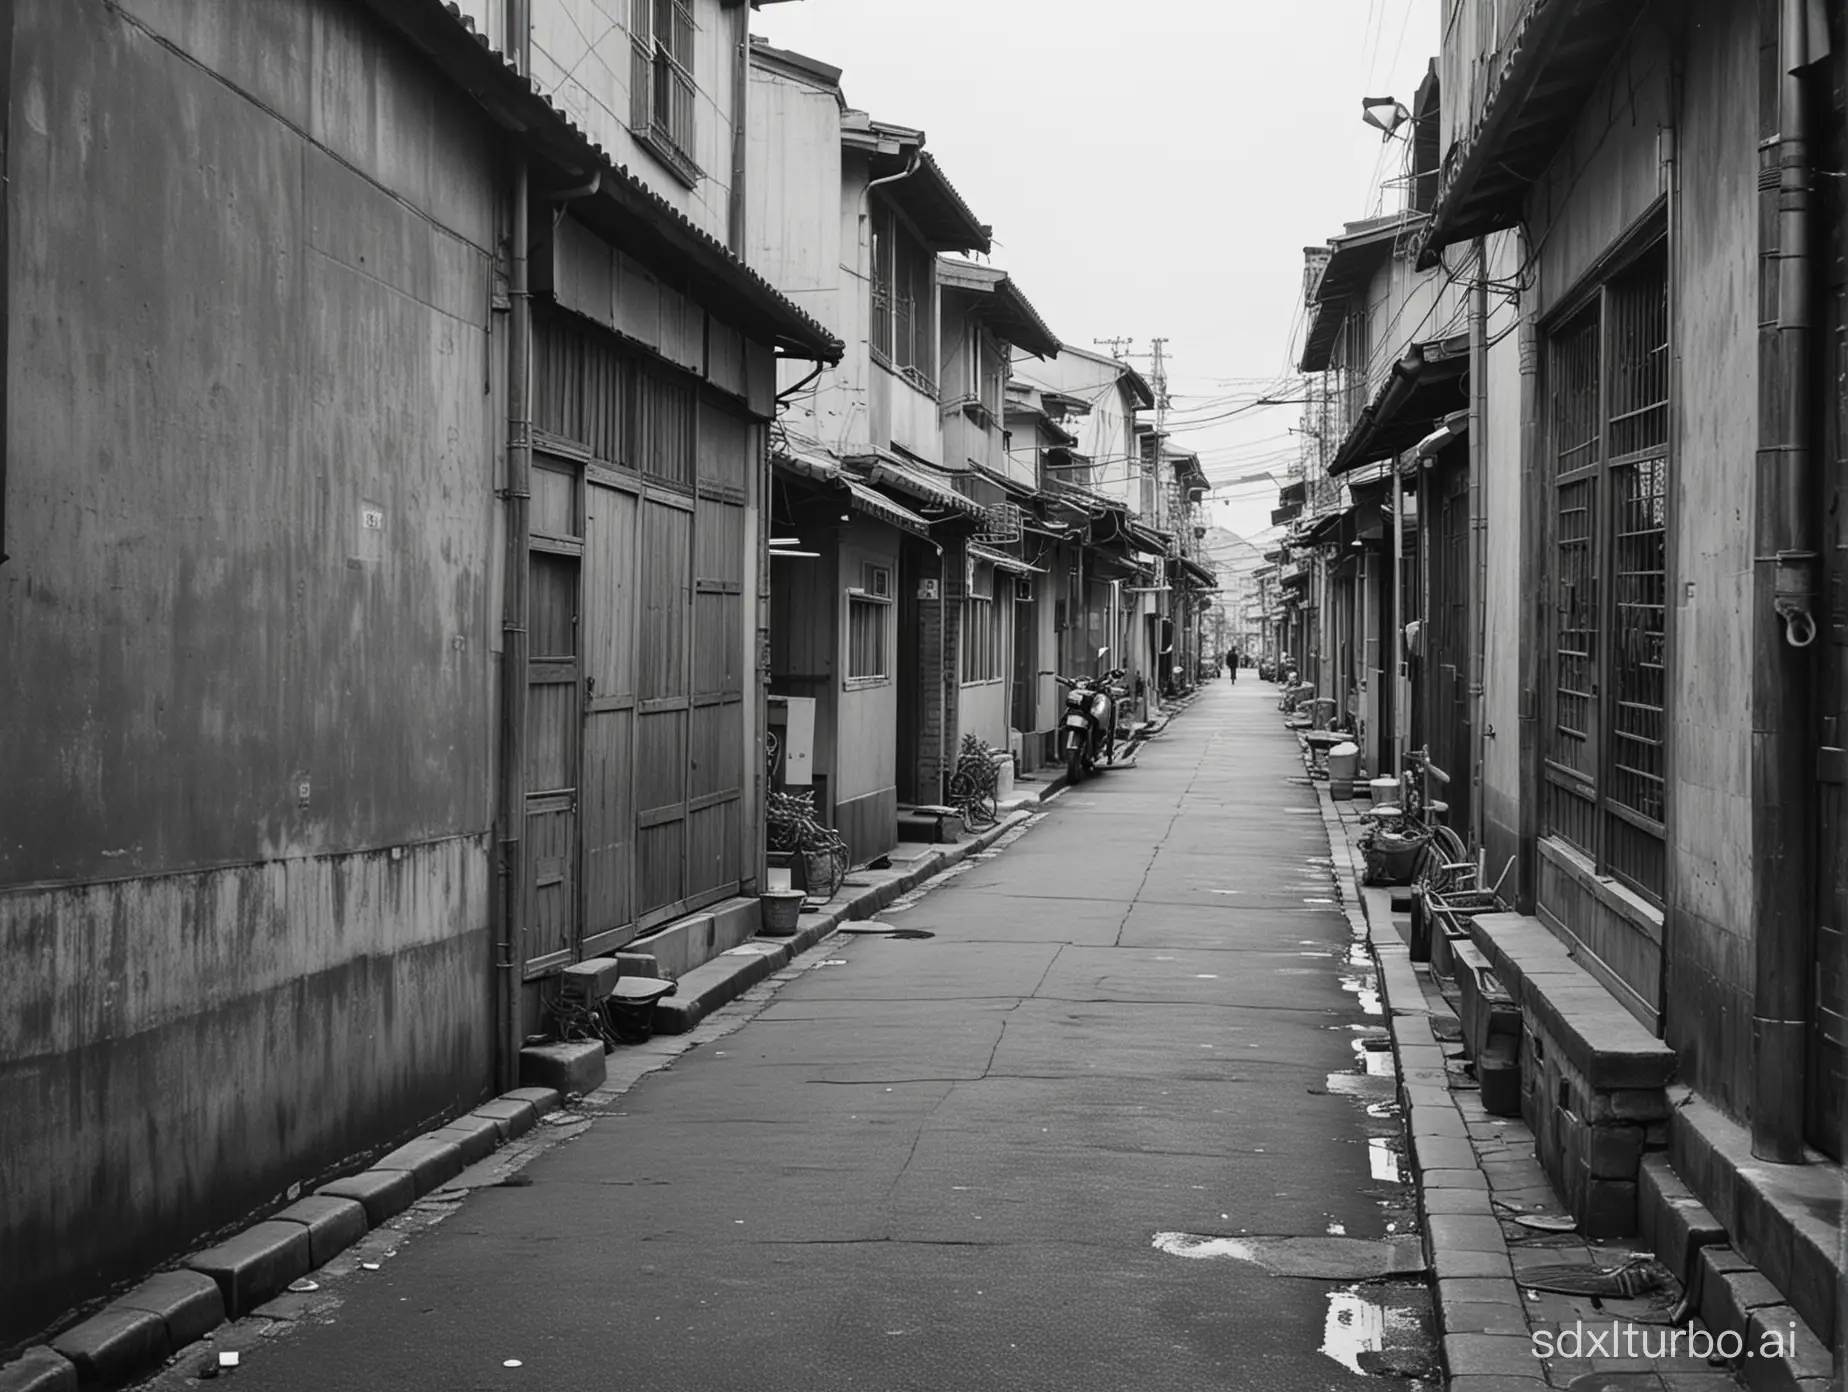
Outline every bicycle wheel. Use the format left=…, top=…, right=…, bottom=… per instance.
left=1414, top=824, right=1469, bottom=897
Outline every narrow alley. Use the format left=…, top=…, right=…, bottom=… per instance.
left=147, top=685, right=1433, bottom=1391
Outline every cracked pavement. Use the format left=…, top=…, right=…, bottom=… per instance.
left=147, top=682, right=1433, bottom=1390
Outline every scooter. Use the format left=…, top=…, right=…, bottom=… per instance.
left=1054, top=660, right=1130, bottom=784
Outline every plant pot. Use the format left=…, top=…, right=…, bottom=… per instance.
left=1361, top=829, right=1429, bottom=886
left=759, top=889, right=806, bottom=936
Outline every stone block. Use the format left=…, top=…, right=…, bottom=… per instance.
left=0, top=1349, right=77, bottom=1392
left=1428, top=1214, right=1510, bottom=1255
left=499, top=1086, right=561, bottom=1119
left=1639, top=1154, right=1725, bottom=1284
left=315, top=1169, right=416, bottom=1227
left=1422, top=1187, right=1497, bottom=1217
left=110, top=1269, right=226, bottom=1350
left=273, top=1194, right=369, bottom=1267
left=1413, top=1134, right=1478, bottom=1174
left=426, top=1115, right=503, bottom=1165
left=608, top=952, right=660, bottom=979
left=370, top=1136, right=466, bottom=1197
left=49, top=1309, right=168, bottom=1386
left=1585, top=1123, right=1644, bottom=1179
left=559, top=957, right=623, bottom=1000
left=469, top=1096, right=540, bottom=1140
left=519, top=1040, right=608, bottom=1097
left=186, top=1221, right=312, bottom=1318
left=1434, top=1247, right=1514, bottom=1280
left=1583, top=1086, right=1672, bottom=1124
left=1443, top=1333, right=1540, bottom=1378
left=1744, top=1306, right=1833, bottom=1387
left=1579, top=1175, right=1637, bottom=1238
left=1438, top=1301, right=1529, bottom=1336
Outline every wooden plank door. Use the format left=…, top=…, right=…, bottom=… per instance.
left=524, top=459, right=583, bottom=974
left=688, top=400, right=749, bottom=899
left=580, top=469, right=638, bottom=953
left=635, top=490, right=693, bottom=924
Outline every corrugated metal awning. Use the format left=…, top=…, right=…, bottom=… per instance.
left=844, top=478, right=931, bottom=536
left=857, top=456, right=988, bottom=518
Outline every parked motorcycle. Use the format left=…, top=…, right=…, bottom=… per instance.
left=1054, top=665, right=1130, bottom=784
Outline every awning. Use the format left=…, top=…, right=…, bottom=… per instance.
left=938, top=260, right=1060, bottom=359
left=1412, top=0, right=1648, bottom=269
left=1278, top=480, right=1307, bottom=506
left=771, top=443, right=841, bottom=484
left=1297, top=506, right=1355, bottom=548
left=1301, top=212, right=1425, bottom=372
left=854, top=455, right=988, bottom=519
left=355, top=0, right=841, bottom=363
left=844, top=478, right=931, bottom=536
left=1170, top=556, right=1218, bottom=589
left=968, top=543, right=1045, bottom=575
left=1123, top=519, right=1172, bottom=557
left=1329, top=335, right=1471, bottom=476
left=1272, top=502, right=1303, bottom=526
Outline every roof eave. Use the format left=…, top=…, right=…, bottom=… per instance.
left=360, top=0, right=842, bottom=363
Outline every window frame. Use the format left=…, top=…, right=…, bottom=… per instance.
left=869, top=203, right=937, bottom=394
left=1540, top=231, right=1671, bottom=905
left=629, top=0, right=702, bottom=188
left=960, top=561, right=1003, bottom=686
left=844, top=565, right=894, bottom=690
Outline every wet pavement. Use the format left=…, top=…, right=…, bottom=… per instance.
left=139, top=681, right=1438, bottom=1391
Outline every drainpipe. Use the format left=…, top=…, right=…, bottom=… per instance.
left=1468, top=238, right=1489, bottom=857
left=728, top=0, right=748, bottom=257
left=495, top=0, right=534, bottom=1094
left=0, top=0, right=11, bottom=568
left=1391, top=456, right=1405, bottom=778
left=1515, top=231, right=1542, bottom=913
left=1750, top=0, right=1819, bottom=1165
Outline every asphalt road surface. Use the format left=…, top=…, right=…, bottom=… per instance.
left=147, top=681, right=1433, bottom=1391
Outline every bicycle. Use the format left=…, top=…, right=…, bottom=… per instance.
left=1360, top=747, right=1474, bottom=895
left=947, top=733, right=1001, bottom=830
left=766, top=788, right=851, bottom=902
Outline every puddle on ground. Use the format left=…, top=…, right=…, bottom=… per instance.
left=1369, top=1137, right=1403, bottom=1183
left=1340, top=974, right=1383, bottom=1015
left=1352, top=1038, right=1396, bottom=1074
left=1151, top=1232, right=1424, bottom=1279
left=1320, top=1285, right=1435, bottom=1380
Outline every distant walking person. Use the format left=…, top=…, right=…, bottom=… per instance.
left=1226, top=648, right=1239, bottom=683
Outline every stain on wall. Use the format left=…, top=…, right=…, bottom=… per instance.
left=0, top=0, right=502, bottom=1352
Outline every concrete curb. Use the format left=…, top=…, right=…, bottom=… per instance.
left=655, top=800, right=1047, bottom=1036
left=3, top=1087, right=565, bottom=1392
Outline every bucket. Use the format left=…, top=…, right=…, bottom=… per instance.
left=759, top=889, right=805, bottom=936
left=1367, top=776, right=1400, bottom=807
left=1327, top=742, right=1359, bottom=783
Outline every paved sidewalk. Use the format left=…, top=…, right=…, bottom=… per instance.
left=129, top=680, right=1438, bottom=1391
left=1312, top=759, right=1750, bottom=1392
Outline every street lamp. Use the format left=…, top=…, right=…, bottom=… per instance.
left=1361, top=96, right=1411, bottom=140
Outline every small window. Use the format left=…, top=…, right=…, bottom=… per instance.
left=629, top=0, right=700, bottom=185
left=960, top=563, right=1001, bottom=684
left=871, top=206, right=935, bottom=391
left=847, top=593, right=890, bottom=682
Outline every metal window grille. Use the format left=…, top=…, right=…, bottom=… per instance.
left=1541, top=242, right=1670, bottom=902
left=1546, top=308, right=1602, bottom=856
left=1602, top=248, right=1669, bottom=896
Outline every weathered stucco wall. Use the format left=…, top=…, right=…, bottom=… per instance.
left=1660, top=0, right=1759, bottom=1113
left=0, top=0, right=499, bottom=1351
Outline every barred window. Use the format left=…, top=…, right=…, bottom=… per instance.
left=1542, top=237, right=1669, bottom=903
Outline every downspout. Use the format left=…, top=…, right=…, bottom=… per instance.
left=728, top=0, right=748, bottom=257
left=0, top=0, right=12, bottom=568
left=1516, top=229, right=1542, bottom=913
left=1469, top=238, right=1489, bottom=856
left=495, top=0, right=534, bottom=1094
left=1750, top=0, right=1819, bottom=1164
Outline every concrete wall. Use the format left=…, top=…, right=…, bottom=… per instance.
left=1658, top=0, right=1759, bottom=1113
left=0, top=0, right=499, bottom=1352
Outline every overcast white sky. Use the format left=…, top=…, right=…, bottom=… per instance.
left=756, top=0, right=1439, bottom=543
